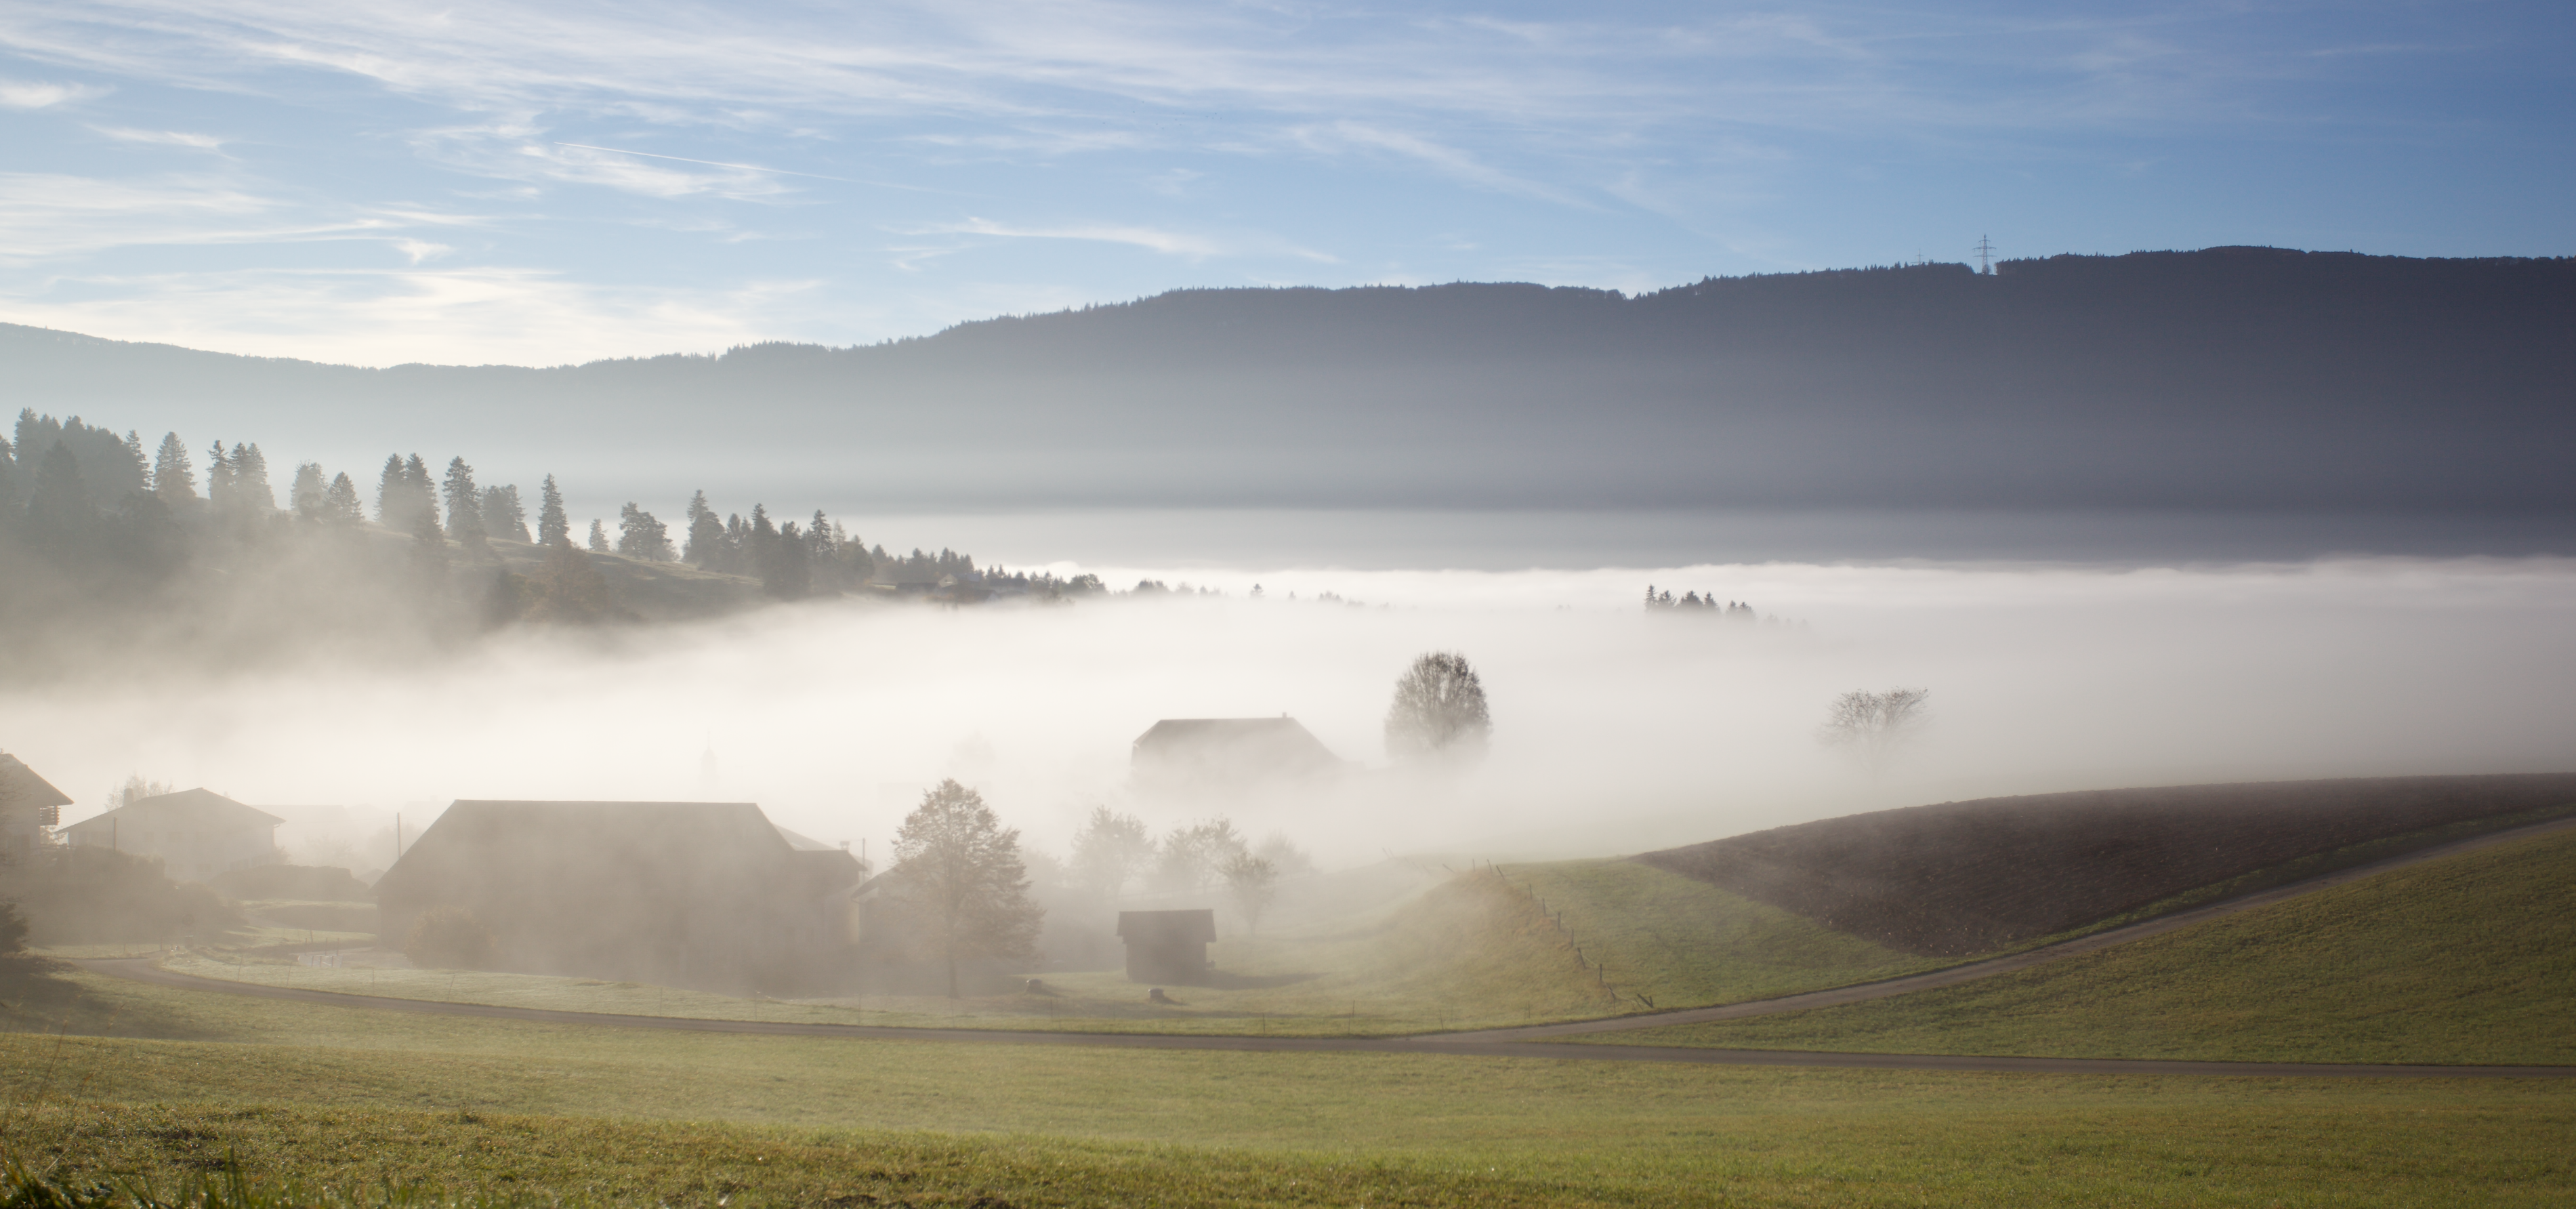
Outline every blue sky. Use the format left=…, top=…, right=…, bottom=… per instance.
left=1, top=0, right=2569, bottom=366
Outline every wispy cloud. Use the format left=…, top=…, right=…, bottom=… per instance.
left=91, top=125, right=226, bottom=150
left=0, top=78, right=108, bottom=109
left=0, top=266, right=831, bottom=367
left=907, top=216, right=1336, bottom=263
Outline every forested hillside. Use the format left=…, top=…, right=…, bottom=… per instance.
left=0, top=410, right=1062, bottom=676
left=4, top=247, right=2571, bottom=518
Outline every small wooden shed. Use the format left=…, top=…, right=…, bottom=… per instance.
left=1116, top=909, right=1217, bottom=983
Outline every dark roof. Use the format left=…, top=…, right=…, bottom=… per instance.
left=375, top=800, right=863, bottom=906
left=1131, top=718, right=1342, bottom=777
left=1117, top=909, right=1218, bottom=944
left=63, top=788, right=283, bottom=836
left=0, top=754, right=73, bottom=811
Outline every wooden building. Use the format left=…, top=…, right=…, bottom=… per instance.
left=0, top=754, right=70, bottom=863
left=1116, top=908, right=1217, bottom=983
left=60, top=788, right=283, bottom=882
left=373, top=800, right=865, bottom=993
left=1129, top=717, right=1344, bottom=801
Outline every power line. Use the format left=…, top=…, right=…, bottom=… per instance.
left=1974, top=235, right=1997, bottom=275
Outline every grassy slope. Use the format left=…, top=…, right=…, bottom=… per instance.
left=1503, top=859, right=1940, bottom=1009
left=1591, top=826, right=2576, bottom=1065
left=1, top=968, right=2571, bottom=1207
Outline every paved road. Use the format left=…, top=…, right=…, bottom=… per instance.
left=74, top=813, right=2576, bottom=1080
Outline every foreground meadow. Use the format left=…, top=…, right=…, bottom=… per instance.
left=1, top=965, right=2571, bottom=1207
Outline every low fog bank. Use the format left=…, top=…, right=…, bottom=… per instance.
left=8, top=556, right=2572, bottom=872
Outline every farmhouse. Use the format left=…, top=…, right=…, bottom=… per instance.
left=1130, top=717, right=1344, bottom=800
left=373, top=800, right=865, bottom=993
left=1117, top=908, right=1217, bottom=983
left=0, top=754, right=70, bottom=862
left=60, top=789, right=283, bottom=882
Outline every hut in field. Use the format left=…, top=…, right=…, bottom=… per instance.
left=60, top=789, right=284, bottom=882
left=1129, top=717, right=1343, bottom=802
left=1117, top=908, right=1217, bottom=983
left=373, top=800, right=865, bottom=993
left=0, top=754, right=70, bottom=862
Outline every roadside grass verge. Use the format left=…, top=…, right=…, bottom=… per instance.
left=1586, top=825, right=2576, bottom=1065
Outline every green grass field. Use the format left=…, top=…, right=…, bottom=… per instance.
left=1590, top=826, right=2576, bottom=1065
left=1, top=964, right=2571, bottom=1206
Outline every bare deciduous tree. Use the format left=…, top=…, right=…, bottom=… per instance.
left=1818, top=687, right=1932, bottom=774
left=1385, top=651, right=1493, bottom=762
left=890, top=779, right=1043, bottom=998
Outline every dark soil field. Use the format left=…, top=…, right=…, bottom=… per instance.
left=1637, top=774, right=2576, bottom=955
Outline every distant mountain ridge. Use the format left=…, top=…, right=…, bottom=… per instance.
left=5, top=247, right=2572, bottom=514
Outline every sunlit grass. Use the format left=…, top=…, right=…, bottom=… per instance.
left=1590, top=827, right=2576, bottom=1065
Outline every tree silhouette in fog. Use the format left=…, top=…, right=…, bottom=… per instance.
left=1071, top=806, right=1155, bottom=900
left=889, top=779, right=1042, bottom=998
left=1385, top=651, right=1493, bottom=762
left=1818, top=687, right=1932, bottom=775
left=537, top=475, right=570, bottom=548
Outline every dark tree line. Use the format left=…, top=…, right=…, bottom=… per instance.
left=1644, top=586, right=1758, bottom=617
left=0, top=407, right=1080, bottom=672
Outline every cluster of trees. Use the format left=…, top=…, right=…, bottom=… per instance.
left=1066, top=806, right=1312, bottom=935
left=1644, top=586, right=1758, bottom=616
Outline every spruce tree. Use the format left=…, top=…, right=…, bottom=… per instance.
left=325, top=472, right=363, bottom=525
left=481, top=484, right=530, bottom=542
left=151, top=434, right=196, bottom=504
left=376, top=455, right=406, bottom=525
left=682, top=491, right=722, bottom=567
left=764, top=521, right=810, bottom=598
left=233, top=443, right=273, bottom=512
left=537, top=474, right=569, bottom=547
left=586, top=519, right=608, bottom=552
left=205, top=440, right=236, bottom=510
left=290, top=463, right=329, bottom=520
left=0, top=435, right=16, bottom=509
left=440, top=457, right=486, bottom=547
left=28, top=440, right=92, bottom=550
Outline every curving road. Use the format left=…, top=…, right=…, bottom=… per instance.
left=75, top=813, right=2576, bottom=1080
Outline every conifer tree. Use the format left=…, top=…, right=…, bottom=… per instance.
left=480, top=484, right=530, bottom=542
left=682, top=491, right=722, bottom=567
left=764, top=521, right=811, bottom=598
left=0, top=436, right=16, bottom=508
left=290, top=463, right=329, bottom=520
left=27, top=441, right=92, bottom=552
left=440, top=457, right=486, bottom=546
left=616, top=503, right=673, bottom=561
left=586, top=519, right=608, bottom=552
left=232, top=443, right=273, bottom=512
left=325, top=472, right=363, bottom=525
left=151, top=434, right=196, bottom=504
left=537, top=474, right=569, bottom=547
left=376, top=455, right=406, bottom=525
left=205, top=440, right=237, bottom=510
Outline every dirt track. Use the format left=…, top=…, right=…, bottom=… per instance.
left=75, top=813, right=2576, bottom=1080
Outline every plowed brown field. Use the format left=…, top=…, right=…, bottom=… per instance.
left=1637, top=775, right=2576, bottom=956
